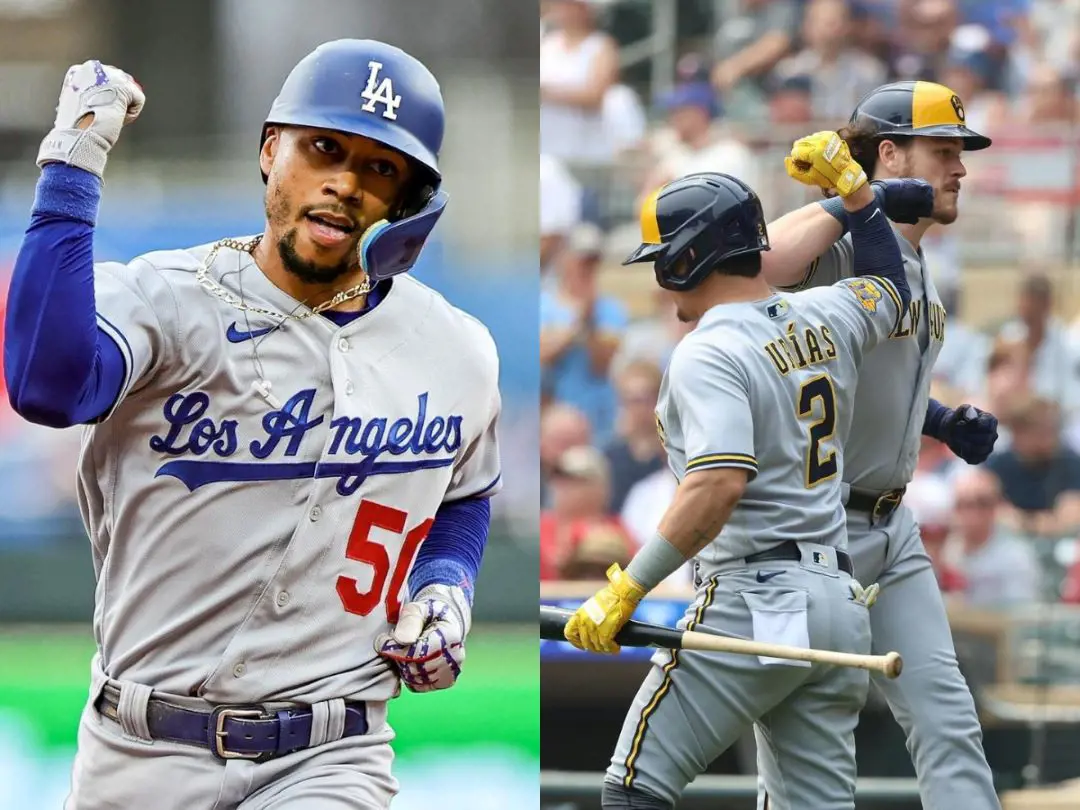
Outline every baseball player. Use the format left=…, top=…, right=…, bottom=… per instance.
left=3, top=41, right=501, bottom=809
left=759, top=81, right=1001, bottom=809
left=564, top=145, right=930, bottom=808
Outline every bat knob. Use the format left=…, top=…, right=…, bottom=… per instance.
left=883, top=651, right=903, bottom=679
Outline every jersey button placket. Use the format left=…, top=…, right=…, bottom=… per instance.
left=232, top=662, right=246, bottom=678
left=276, top=591, right=290, bottom=607
left=309, top=505, right=322, bottom=522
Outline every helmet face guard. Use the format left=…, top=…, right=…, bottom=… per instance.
left=624, top=172, right=770, bottom=292
left=260, top=39, right=447, bottom=282
left=850, top=80, right=991, bottom=151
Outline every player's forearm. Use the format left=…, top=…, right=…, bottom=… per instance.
left=761, top=202, right=844, bottom=288
left=408, top=496, right=490, bottom=605
left=626, top=469, right=745, bottom=591
left=844, top=187, right=911, bottom=311
left=4, top=165, right=124, bottom=427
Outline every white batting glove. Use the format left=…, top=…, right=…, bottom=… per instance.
left=374, top=584, right=471, bottom=693
left=849, top=579, right=880, bottom=608
left=37, top=60, right=145, bottom=178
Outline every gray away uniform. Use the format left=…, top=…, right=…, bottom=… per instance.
left=606, top=275, right=904, bottom=809
left=771, top=226, right=1000, bottom=810
left=65, top=241, right=502, bottom=810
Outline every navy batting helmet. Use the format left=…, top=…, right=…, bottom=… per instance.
left=623, top=172, right=770, bottom=291
left=849, top=80, right=991, bottom=151
left=261, top=39, right=448, bottom=283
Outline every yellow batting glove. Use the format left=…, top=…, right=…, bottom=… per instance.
left=784, top=131, right=868, bottom=198
left=563, top=563, right=647, bottom=654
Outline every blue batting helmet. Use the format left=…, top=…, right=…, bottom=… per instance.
left=261, top=39, right=448, bottom=283
left=624, top=172, right=770, bottom=291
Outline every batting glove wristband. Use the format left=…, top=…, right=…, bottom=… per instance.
left=37, top=60, right=145, bottom=178
left=941, top=404, right=999, bottom=465
left=870, top=179, right=935, bottom=224
left=375, top=584, right=471, bottom=693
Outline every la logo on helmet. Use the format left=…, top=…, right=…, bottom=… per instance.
left=361, top=60, right=401, bottom=120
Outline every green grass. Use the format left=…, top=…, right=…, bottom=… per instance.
left=0, top=624, right=538, bottom=755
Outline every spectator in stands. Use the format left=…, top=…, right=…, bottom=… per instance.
left=905, top=474, right=967, bottom=593
left=610, top=287, right=697, bottom=380
left=980, top=333, right=1032, bottom=428
left=767, top=73, right=815, bottom=126
left=604, top=359, right=666, bottom=513
left=711, top=0, right=802, bottom=118
left=540, top=153, right=584, bottom=276
left=539, top=445, right=635, bottom=580
left=988, top=396, right=1080, bottom=537
left=540, top=222, right=628, bottom=444
left=996, top=273, right=1080, bottom=420
left=1013, top=61, right=1079, bottom=125
left=772, top=0, right=888, bottom=120
left=932, top=302, right=992, bottom=410
left=636, top=81, right=759, bottom=210
left=540, top=0, right=621, bottom=165
left=540, top=402, right=592, bottom=507
left=947, top=468, right=1042, bottom=608
left=891, top=0, right=961, bottom=82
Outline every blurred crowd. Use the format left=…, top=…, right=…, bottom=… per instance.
left=539, top=0, right=1080, bottom=608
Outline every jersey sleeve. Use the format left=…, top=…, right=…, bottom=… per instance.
left=824, top=275, right=905, bottom=355
left=92, top=257, right=177, bottom=420
left=780, top=237, right=855, bottom=291
left=443, top=320, right=503, bottom=502
left=668, top=337, right=758, bottom=480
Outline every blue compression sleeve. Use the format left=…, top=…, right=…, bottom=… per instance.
left=847, top=198, right=911, bottom=313
left=408, top=497, right=491, bottom=605
left=3, top=164, right=127, bottom=427
left=923, top=397, right=951, bottom=439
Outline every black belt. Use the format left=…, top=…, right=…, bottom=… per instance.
left=95, top=687, right=369, bottom=762
left=745, top=539, right=853, bottom=576
left=846, top=487, right=906, bottom=523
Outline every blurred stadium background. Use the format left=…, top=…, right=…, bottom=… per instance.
left=540, top=0, right=1080, bottom=808
left=0, top=2, right=538, bottom=809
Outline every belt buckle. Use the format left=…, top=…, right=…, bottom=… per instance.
left=213, top=707, right=266, bottom=760
left=872, top=490, right=902, bottom=524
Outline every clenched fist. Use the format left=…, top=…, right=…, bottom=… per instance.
left=785, top=131, right=867, bottom=198
left=37, top=60, right=145, bottom=178
left=375, top=584, right=471, bottom=693
left=564, top=563, right=647, bottom=654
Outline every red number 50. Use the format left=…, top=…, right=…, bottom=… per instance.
left=336, top=499, right=433, bottom=624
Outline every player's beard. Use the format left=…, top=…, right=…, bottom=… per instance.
left=264, top=186, right=360, bottom=285
left=276, top=227, right=357, bottom=285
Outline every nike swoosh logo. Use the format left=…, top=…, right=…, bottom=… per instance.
left=226, top=323, right=275, bottom=343
left=756, top=570, right=783, bottom=583
left=868, top=208, right=882, bottom=221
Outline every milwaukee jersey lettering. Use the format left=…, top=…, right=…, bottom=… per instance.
left=785, top=225, right=944, bottom=489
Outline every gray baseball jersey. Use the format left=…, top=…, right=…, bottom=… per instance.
left=782, top=225, right=946, bottom=491
left=653, top=276, right=904, bottom=570
left=77, top=239, right=502, bottom=706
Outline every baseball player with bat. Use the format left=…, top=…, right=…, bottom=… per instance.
left=3, top=41, right=501, bottom=809
left=562, top=143, right=931, bottom=808
left=760, top=81, right=1001, bottom=810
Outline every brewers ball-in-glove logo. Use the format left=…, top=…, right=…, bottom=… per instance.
left=847, top=278, right=883, bottom=313
left=950, top=94, right=965, bottom=122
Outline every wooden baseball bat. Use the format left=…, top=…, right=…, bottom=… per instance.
left=540, top=605, right=903, bottom=679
